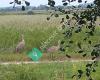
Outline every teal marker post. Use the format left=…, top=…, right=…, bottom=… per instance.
left=27, top=48, right=43, bottom=61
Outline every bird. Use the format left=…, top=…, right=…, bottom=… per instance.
left=47, top=40, right=60, bottom=60
left=15, top=34, right=25, bottom=53
left=47, top=40, right=60, bottom=53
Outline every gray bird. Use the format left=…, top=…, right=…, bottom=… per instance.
left=15, top=34, right=25, bottom=53
left=47, top=40, right=60, bottom=53
left=47, top=40, right=60, bottom=60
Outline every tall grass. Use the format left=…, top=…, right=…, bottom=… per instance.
left=0, top=15, right=63, bottom=61
left=0, top=15, right=61, bottom=52
left=0, top=62, right=100, bottom=80
left=0, top=15, right=99, bottom=61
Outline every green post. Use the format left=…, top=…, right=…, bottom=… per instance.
left=27, top=48, right=43, bottom=61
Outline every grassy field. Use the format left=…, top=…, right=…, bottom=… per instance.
left=0, top=15, right=62, bottom=61
left=0, top=15, right=60, bottom=49
left=0, top=15, right=100, bottom=61
left=0, top=13, right=99, bottom=80
left=0, top=61, right=100, bottom=80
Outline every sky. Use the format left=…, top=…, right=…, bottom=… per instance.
left=0, top=0, right=94, bottom=7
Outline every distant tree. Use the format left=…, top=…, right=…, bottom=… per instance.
left=27, top=10, right=34, bottom=15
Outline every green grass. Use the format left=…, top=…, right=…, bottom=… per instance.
left=0, top=15, right=62, bottom=49
left=0, top=15, right=63, bottom=61
left=64, top=27, right=100, bottom=56
left=0, top=14, right=100, bottom=80
left=0, top=15, right=99, bottom=61
left=0, top=62, right=100, bottom=80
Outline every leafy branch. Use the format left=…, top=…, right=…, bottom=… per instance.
left=9, top=0, right=30, bottom=11
left=47, top=0, right=100, bottom=80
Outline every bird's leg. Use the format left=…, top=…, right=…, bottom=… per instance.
left=52, top=53, right=54, bottom=61
left=50, top=53, right=52, bottom=60
left=52, top=53, right=55, bottom=61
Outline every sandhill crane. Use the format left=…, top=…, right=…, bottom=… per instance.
left=47, top=40, right=60, bottom=60
left=15, top=34, right=25, bottom=53
left=47, top=40, right=60, bottom=52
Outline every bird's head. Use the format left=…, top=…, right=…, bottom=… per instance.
left=20, top=34, right=25, bottom=42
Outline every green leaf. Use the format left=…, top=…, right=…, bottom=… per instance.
left=25, top=1, right=30, bottom=6
left=78, top=0, right=82, bottom=3
left=9, top=2, right=14, bottom=4
left=22, top=6, right=25, bottom=11
left=63, top=2, right=68, bottom=6
left=66, top=54, right=71, bottom=58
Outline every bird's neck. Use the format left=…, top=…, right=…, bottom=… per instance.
left=21, top=38, right=25, bottom=42
left=57, top=43, right=60, bottom=48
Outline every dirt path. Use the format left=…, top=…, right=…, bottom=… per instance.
left=0, top=60, right=95, bottom=65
